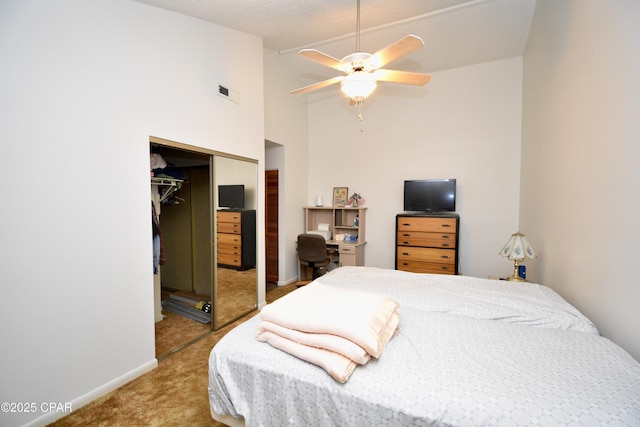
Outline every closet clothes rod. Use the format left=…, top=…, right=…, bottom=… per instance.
left=151, top=177, right=183, bottom=203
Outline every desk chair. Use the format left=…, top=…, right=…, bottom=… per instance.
left=297, top=233, right=335, bottom=281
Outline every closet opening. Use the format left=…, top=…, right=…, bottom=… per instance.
left=150, top=137, right=258, bottom=360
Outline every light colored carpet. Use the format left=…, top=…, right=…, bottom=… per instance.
left=155, top=310, right=212, bottom=359
left=50, top=282, right=297, bottom=427
left=215, top=267, right=257, bottom=327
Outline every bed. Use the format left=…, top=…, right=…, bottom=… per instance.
left=208, top=266, right=640, bottom=426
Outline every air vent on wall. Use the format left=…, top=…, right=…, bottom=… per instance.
left=218, top=83, right=239, bottom=104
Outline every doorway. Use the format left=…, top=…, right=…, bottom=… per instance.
left=150, top=137, right=258, bottom=359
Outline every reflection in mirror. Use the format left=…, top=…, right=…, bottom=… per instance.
left=214, top=156, right=258, bottom=330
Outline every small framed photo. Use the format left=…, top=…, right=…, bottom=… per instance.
left=333, top=187, right=349, bottom=206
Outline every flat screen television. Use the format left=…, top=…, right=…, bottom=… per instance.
left=218, top=184, right=245, bottom=209
left=404, top=179, right=456, bottom=213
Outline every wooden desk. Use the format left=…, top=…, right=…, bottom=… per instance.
left=301, top=206, right=367, bottom=280
left=297, top=241, right=366, bottom=281
left=327, top=241, right=366, bottom=267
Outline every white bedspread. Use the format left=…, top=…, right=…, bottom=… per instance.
left=209, top=267, right=640, bottom=426
left=315, top=267, right=599, bottom=334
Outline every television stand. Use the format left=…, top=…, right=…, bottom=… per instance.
left=395, top=212, right=459, bottom=275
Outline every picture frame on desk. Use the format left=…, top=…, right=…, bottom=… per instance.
left=333, top=187, right=348, bottom=206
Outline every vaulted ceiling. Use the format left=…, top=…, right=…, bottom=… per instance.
left=134, top=0, right=535, bottom=73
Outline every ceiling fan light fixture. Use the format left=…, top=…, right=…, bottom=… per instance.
left=341, top=72, right=377, bottom=100
left=290, top=0, right=430, bottom=112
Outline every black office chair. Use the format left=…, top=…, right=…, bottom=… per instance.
left=297, top=233, right=334, bottom=281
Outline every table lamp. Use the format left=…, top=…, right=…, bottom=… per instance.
left=499, top=232, right=536, bottom=282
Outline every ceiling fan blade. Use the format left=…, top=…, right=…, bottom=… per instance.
left=298, top=49, right=346, bottom=71
left=366, top=35, right=425, bottom=70
left=291, top=76, right=345, bottom=95
left=373, top=69, right=432, bottom=86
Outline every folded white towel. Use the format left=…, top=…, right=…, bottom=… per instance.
left=256, top=330, right=357, bottom=383
left=259, top=284, right=400, bottom=358
left=257, top=320, right=371, bottom=365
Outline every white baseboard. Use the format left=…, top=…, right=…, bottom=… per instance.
left=23, top=359, right=158, bottom=427
left=281, top=276, right=299, bottom=286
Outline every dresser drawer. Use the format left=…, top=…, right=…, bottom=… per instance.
left=217, top=242, right=241, bottom=256
left=397, top=246, right=455, bottom=264
left=397, top=260, right=456, bottom=275
left=217, top=233, right=242, bottom=245
left=216, top=211, right=242, bottom=223
left=397, top=217, right=457, bottom=233
left=397, top=231, right=456, bottom=248
left=218, top=222, right=242, bottom=234
left=218, top=253, right=241, bottom=266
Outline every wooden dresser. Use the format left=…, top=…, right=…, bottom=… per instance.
left=216, top=209, right=256, bottom=270
left=395, top=213, right=459, bottom=275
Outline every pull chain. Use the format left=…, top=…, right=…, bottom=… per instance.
left=357, top=101, right=365, bottom=132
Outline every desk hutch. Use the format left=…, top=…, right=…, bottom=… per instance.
left=303, top=206, right=367, bottom=267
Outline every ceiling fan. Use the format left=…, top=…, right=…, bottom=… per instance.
left=290, top=0, right=432, bottom=106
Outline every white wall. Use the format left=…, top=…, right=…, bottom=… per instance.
left=263, top=49, right=310, bottom=284
left=304, top=57, right=523, bottom=278
left=521, top=0, right=640, bottom=361
left=0, top=1, right=264, bottom=425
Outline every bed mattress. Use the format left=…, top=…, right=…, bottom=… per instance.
left=208, top=267, right=640, bottom=426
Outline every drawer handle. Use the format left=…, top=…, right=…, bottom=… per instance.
left=403, top=233, right=410, bottom=237
left=442, top=235, right=450, bottom=239
left=402, top=252, right=410, bottom=256
left=441, top=255, right=450, bottom=259
left=441, top=224, right=451, bottom=228
left=402, top=241, right=410, bottom=245
left=402, top=223, right=411, bottom=226
left=441, top=266, right=450, bottom=270
left=442, top=243, right=450, bottom=247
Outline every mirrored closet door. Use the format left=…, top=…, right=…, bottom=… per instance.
left=213, top=156, right=258, bottom=329
left=150, top=137, right=257, bottom=359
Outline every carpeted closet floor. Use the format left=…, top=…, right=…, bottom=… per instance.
left=156, top=266, right=259, bottom=359
left=50, top=282, right=298, bottom=427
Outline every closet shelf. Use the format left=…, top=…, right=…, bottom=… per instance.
left=151, top=177, right=184, bottom=203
